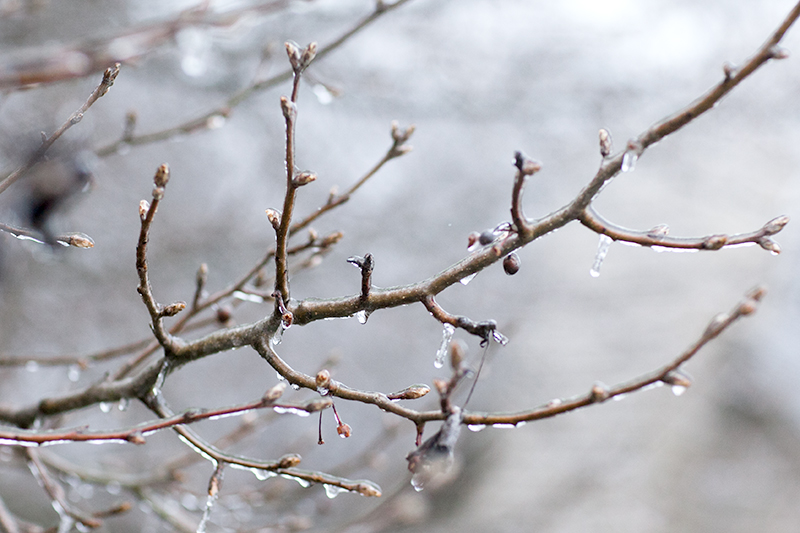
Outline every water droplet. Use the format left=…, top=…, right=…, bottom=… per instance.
left=280, top=474, right=311, bottom=488
left=67, top=365, right=81, bottom=382
left=99, top=402, right=112, bottom=413
left=671, top=385, right=688, bottom=396
left=651, top=246, right=698, bottom=253
left=491, top=330, right=509, bottom=346
left=271, top=327, right=283, bottom=346
left=621, top=150, right=638, bottom=172
left=11, top=233, right=45, bottom=244
left=492, top=423, right=516, bottom=429
left=324, top=484, right=347, bottom=499
left=206, top=114, right=226, bottom=129
left=276, top=372, right=287, bottom=382
left=118, top=398, right=129, bottom=411
left=355, top=310, right=369, bottom=324
left=313, top=84, right=334, bottom=105
left=434, top=324, right=456, bottom=368
left=411, top=474, right=425, bottom=492
left=290, top=383, right=300, bottom=391
left=546, top=398, right=562, bottom=407
left=317, top=386, right=329, bottom=395
left=105, top=482, right=121, bottom=495
left=590, top=234, right=613, bottom=277
left=467, top=424, right=486, bottom=432
left=250, top=468, right=276, bottom=481
left=459, top=273, right=477, bottom=286
left=25, top=361, right=39, bottom=373
left=612, top=393, right=629, bottom=402
left=176, top=27, right=211, bottom=78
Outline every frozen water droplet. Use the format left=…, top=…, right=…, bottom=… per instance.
left=276, top=372, right=287, bottom=382
left=250, top=468, right=276, bottom=481
left=25, top=361, right=39, bottom=373
left=290, top=383, right=300, bottom=390
left=105, top=481, right=121, bottom=495
left=467, top=424, right=486, bottom=432
left=355, top=310, right=369, bottom=324
left=233, top=290, right=264, bottom=303
left=67, top=365, right=81, bottom=382
left=621, top=150, right=638, bottom=172
left=206, top=114, right=226, bottom=129
left=546, top=398, right=562, bottom=407
left=651, top=246, right=698, bottom=254
left=313, top=84, right=334, bottom=105
left=434, top=324, right=456, bottom=368
left=590, top=234, right=613, bottom=277
left=12, top=233, right=45, bottom=244
left=459, top=272, right=477, bottom=286
left=273, top=406, right=309, bottom=417
left=280, top=474, right=311, bottom=488
left=671, top=385, right=688, bottom=396
left=411, top=474, right=425, bottom=492
left=492, top=423, right=516, bottom=429
left=99, top=402, right=112, bottom=413
left=612, top=393, right=629, bottom=402
left=492, top=330, right=509, bottom=346
left=118, top=398, right=129, bottom=411
left=271, top=327, right=283, bottom=346
left=324, top=484, right=347, bottom=499
left=317, top=386, right=329, bottom=395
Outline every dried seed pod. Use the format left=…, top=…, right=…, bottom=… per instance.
left=503, top=252, right=521, bottom=275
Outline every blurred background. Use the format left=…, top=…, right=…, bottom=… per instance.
left=1, top=0, right=800, bottom=531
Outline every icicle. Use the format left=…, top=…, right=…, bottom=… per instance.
left=434, top=324, right=456, bottom=368
left=590, top=234, right=613, bottom=277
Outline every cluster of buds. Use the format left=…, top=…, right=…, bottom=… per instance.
left=285, top=41, right=317, bottom=74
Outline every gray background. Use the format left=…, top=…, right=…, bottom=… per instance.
left=1, top=0, right=800, bottom=531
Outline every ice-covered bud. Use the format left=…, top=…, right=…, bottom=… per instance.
left=277, top=453, right=302, bottom=469
left=265, top=208, right=281, bottom=231
left=661, top=369, right=692, bottom=391
left=746, top=286, right=767, bottom=302
left=702, top=234, right=728, bottom=250
left=304, top=397, right=333, bottom=412
left=759, top=237, right=781, bottom=254
left=391, top=121, right=415, bottom=144
left=281, top=311, right=293, bottom=328
left=126, top=432, right=146, bottom=445
left=152, top=186, right=164, bottom=200
left=139, top=200, right=150, bottom=220
left=704, top=312, right=730, bottom=337
left=763, top=215, right=790, bottom=235
left=503, top=252, right=521, bottom=275
left=280, top=96, right=297, bottom=120
left=293, top=171, right=317, bottom=187
left=65, top=233, right=94, bottom=248
left=196, top=262, right=208, bottom=286
left=647, top=224, right=670, bottom=238
left=738, top=299, right=758, bottom=316
left=316, top=369, right=331, bottom=391
left=513, top=151, right=542, bottom=175
left=598, top=128, right=613, bottom=158
left=590, top=381, right=610, bottom=402
left=337, top=422, right=352, bottom=438
left=355, top=482, right=382, bottom=497
left=478, top=230, right=495, bottom=245
left=722, top=62, right=737, bottom=80
left=262, top=382, right=287, bottom=403
left=216, top=305, right=232, bottom=324
left=770, top=46, right=790, bottom=60
left=387, top=384, right=431, bottom=400
left=300, top=42, right=317, bottom=70
left=467, top=231, right=481, bottom=249
left=285, top=41, right=302, bottom=70
left=161, top=301, right=186, bottom=317
left=153, top=163, right=170, bottom=188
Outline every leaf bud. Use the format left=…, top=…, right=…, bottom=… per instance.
left=265, top=208, right=281, bottom=231
left=763, top=215, right=790, bottom=235
left=161, top=302, right=186, bottom=317
left=293, top=171, right=317, bottom=187
left=284, top=41, right=302, bottom=70
left=450, top=339, right=466, bottom=371
left=304, top=397, right=333, bottom=412
left=355, top=482, right=382, bottom=497
left=300, top=42, right=317, bottom=70
left=503, top=252, right=521, bottom=275
left=478, top=230, right=495, bottom=245
left=590, top=381, right=610, bottom=402
left=316, top=369, right=331, bottom=391
left=65, top=233, right=94, bottom=248
left=280, top=96, right=297, bottom=120
left=277, top=453, right=302, bottom=469
left=599, top=128, right=613, bottom=158
left=759, top=237, right=781, bottom=254
left=126, top=432, right=146, bottom=445
left=702, top=234, right=728, bottom=250
left=661, top=369, right=692, bottom=389
left=262, top=382, right=287, bottom=403
left=153, top=163, right=170, bottom=188
left=139, top=200, right=150, bottom=220
left=387, top=384, right=431, bottom=400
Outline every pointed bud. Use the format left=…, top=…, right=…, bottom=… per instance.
left=316, top=369, right=331, bottom=391
left=161, top=302, right=186, bottom=317
left=770, top=46, right=790, bottom=60
left=590, top=381, right=610, bottom=402
left=704, top=312, right=730, bottom=337
left=759, top=237, right=781, bottom=254
left=702, top=234, right=728, bottom=250
left=139, top=200, right=150, bottom=220
left=387, top=384, right=431, bottom=400
left=280, top=96, right=297, bottom=120
left=263, top=382, right=287, bottom=403
left=293, top=171, right=317, bottom=187
left=598, top=129, right=613, bottom=158
left=154, top=163, right=170, bottom=188
left=355, top=482, right=381, bottom=497
left=647, top=224, right=670, bottom=238
left=65, top=233, right=94, bottom=248
left=763, top=215, right=790, bottom=235
left=285, top=41, right=302, bottom=70
left=449, top=340, right=466, bottom=371
left=196, top=263, right=208, bottom=287
left=304, top=397, right=333, bottom=412
left=300, top=42, right=317, bottom=70
left=265, top=209, right=281, bottom=231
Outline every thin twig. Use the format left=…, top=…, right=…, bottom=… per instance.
left=0, top=64, right=120, bottom=196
